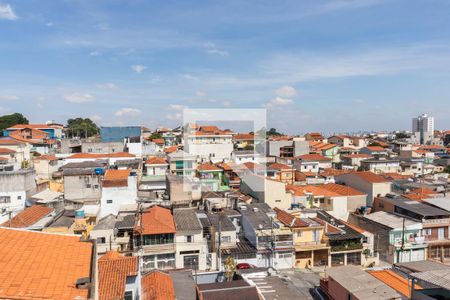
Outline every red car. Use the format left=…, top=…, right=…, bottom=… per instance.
left=236, top=263, right=253, bottom=269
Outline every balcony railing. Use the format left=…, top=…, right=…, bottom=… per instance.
left=140, top=243, right=175, bottom=254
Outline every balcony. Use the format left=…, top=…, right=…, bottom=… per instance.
left=115, top=236, right=130, bottom=244
left=141, top=243, right=176, bottom=255
left=423, top=218, right=450, bottom=227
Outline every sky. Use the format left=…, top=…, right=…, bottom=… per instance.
left=1, top=0, right=450, bottom=134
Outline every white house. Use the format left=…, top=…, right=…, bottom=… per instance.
left=99, top=169, right=138, bottom=218
left=184, top=127, right=233, bottom=163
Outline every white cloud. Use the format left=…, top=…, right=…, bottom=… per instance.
left=115, top=107, right=141, bottom=117
left=131, top=65, right=147, bottom=73
left=276, top=85, right=297, bottom=98
left=0, top=4, right=17, bottom=20
left=181, top=74, right=198, bottom=80
left=90, top=51, right=102, bottom=56
left=0, top=94, right=19, bottom=101
left=46, top=22, right=54, bottom=27
left=166, top=112, right=182, bottom=121
left=195, top=91, right=206, bottom=97
left=64, top=93, right=94, bottom=103
left=96, top=83, right=118, bottom=90
left=203, top=42, right=229, bottom=56
left=265, top=97, right=294, bottom=108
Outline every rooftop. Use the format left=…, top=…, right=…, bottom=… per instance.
left=362, top=211, right=421, bottom=230
left=1, top=205, right=54, bottom=228
left=0, top=228, right=93, bottom=299
left=173, top=208, right=203, bottom=232
left=142, top=270, right=175, bottom=300
left=135, top=206, right=176, bottom=235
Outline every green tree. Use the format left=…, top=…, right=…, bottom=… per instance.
left=223, top=256, right=236, bottom=281
left=266, top=127, right=283, bottom=136
left=148, top=132, right=162, bottom=140
left=368, top=141, right=382, bottom=147
left=66, top=118, right=99, bottom=138
left=0, top=113, right=29, bottom=131
left=444, top=166, right=450, bottom=174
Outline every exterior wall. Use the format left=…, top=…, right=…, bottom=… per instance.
left=145, top=164, right=168, bottom=176
left=239, top=173, right=292, bottom=209
left=185, top=136, right=233, bottom=163
left=89, top=228, right=119, bottom=254
left=361, top=161, right=401, bottom=174
left=175, top=231, right=209, bottom=271
left=63, top=174, right=102, bottom=202
left=346, top=195, right=368, bottom=212
left=33, top=159, right=58, bottom=180
left=100, top=126, right=141, bottom=142
left=336, top=173, right=391, bottom=206
left=81, top=141, right=124, bottom=153
left=99, top=176, right=137, bottom=218
left=0, top=170, right=36, bottom=222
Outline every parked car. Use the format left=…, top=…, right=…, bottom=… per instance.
left=236, top=263, right=254, bottom=269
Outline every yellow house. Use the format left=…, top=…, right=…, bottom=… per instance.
left=274, top=208, right=330, bottom=268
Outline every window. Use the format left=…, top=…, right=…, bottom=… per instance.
left=278, top=252, right=292, bottom=259
left=17, top=196, right=21, bottom=200
left=0, top=196, right=11, bottom=204
left=107, top=200, right=113, bottom=204
left=186, top=235, right=193, bottom=243
left=221, top=236, right=231, bottom=243
left=275, top=200, right=281, bottom=203
left=86, top=183, right=92, bottom=188
left=96, top=237, right=106, bottom=244
left=124, top=291, right=133, bottom=300
left=423, top=229, right=432, bottom=236
left=297, top=231, right=302, bottom=238
left=94, top=185, right=99, bottom=189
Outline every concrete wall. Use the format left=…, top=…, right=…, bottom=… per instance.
left=81, top=141, right=124, bottom=154
left=99, top=176, right=137, bottom=218
left=64, top=174, right=102, bottom=202
left=175, top=231, right=209, bottom=271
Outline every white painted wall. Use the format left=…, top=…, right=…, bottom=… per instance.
left=99, top=176, right=138, bottom=218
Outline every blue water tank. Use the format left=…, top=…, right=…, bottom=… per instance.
left=130, top=171, right=137, bottom=176
left=75, top=210, right=85, bottom=218
left=95, top=168, right=104, bottom=175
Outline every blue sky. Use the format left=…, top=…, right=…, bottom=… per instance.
left=1, top=0, right=450, bottom=134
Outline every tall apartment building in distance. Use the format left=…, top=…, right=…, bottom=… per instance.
left=412, top=113, right=434, bottom=144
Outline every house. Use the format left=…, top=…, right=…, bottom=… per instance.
left=321, top=265, right=402, bottom=300
left=310, top=142, right=340, bottom=162
left=360, top=146, right=389, bottom=158
left=140, top=156, right=168, bottom=195
left=274, top=208, right=329, bottom=268
left=5, top=123, right=64, bottom=139
left=61, top=161, right=106, bottom=205
left=360, top=158, right=401, bottom=174
left=98, top=251, right=140, bottom=300
left=267, top=162, right=294, bottom=184
left=372, top=196, right=450, bottom=263
left=239, top=203, right=294, bottom=269
left=65, top=152, right=136, bottom=165
left=239, top=172, right=292, bottom=210
left=341, top=153, right=373, bottom=169
left=304, top=132, right=326, bottom=142
left=90, top=214, right=120, bottom=255
left=184, top=126, right=233, bottom=163
left=166, top=175, right=202, bottom=208
left=328, top=135, right=356, bottom=147
left=340, top=220, right=379, bottom=267
left=168, top=150, right=197, bottom=177
left=233, top=133, right=256, bottom=150
left=316, top=211, right=364, bottom=267
left=264, top=138, right=309, bottom=158
left=7, top=126, right=56, bottom=154
left=135, top=206, right=177, bottom=272
left=336, top=171, right=392, bottom=206
left=0, top=204, right=56, bottom=230
left=174, top=208, right=211, bottom=271
left=294, top=154, right=332, bottom=173
left=0, top=169, right=36, bottom=223
left=0, top=228, right=94, bottom=299
left=197, top=163, right=226, bottom=192
left=0, top=138, right=31, bottom=166
left=231, top=150, right=261, bottom=164
left=349, top=211, right=426, bottom=264
left=141, top=270, right=176, bottom=300
left=33, top=154, right=59, bottom=180
left=99, top=169, right=138, bottom=218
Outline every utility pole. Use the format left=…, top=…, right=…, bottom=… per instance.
left=270, top=216, right=274, bottom=270
left=217, top=217, right=222, bottom=271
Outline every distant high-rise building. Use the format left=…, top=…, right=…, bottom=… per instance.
left=412, top=113, right=434, bottom=144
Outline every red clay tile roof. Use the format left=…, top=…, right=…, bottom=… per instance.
left=319, top=168, right=352, bottom=177
left=243, top=162, right=266, bottom=171
left=353, top=171, right=390, bottom=183
left=365, top=146, right=386, bottom=152
left=297, top=154, right=331, bottom=161
left=0, top=147, right=15, bottom=154
left=268, top=162, right=292, bottom=171
left=34, top=154, right=58, bottom=161
left=382, top=172, right=412, bottom=181
left=0, top=228, right=92, bottom=300
left=321, top=183, right=366, bottom=196
left=199, top=125, right=220, bottom=132
left=0, top=157, right=7, bottom=161
left=295, top=171, right=307, bottom=181
left=1, top=205, right=54, bottom=228
left=233, top=133, right=255, bottom=140
left=135, top=206, right=176, bottom=235
left=141, top=270, right=175, bottom=300
left=286, top=184, right=341, bottom=197
left=8, top=124, right=54, bottom=129
left=151, top=138, right=165, bottom=144
left=0, top=138, right=25, bottom=145
left=198, top=163, right=222, bottom=172
left=67, top=152, right=135, bottom=159
left=273, top=208, right=309, bottom=227
left=98, top=251, right=138, bottom=300
left=103, top=169, right=130, bottom=188
left=164, top=146, right=179, bottom=153
left=146, top=156, right=168, bottom=165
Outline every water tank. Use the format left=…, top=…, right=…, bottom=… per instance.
left=75, top=210, right=85, bottom=218
left=95, top=168, right=104, bottom=175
